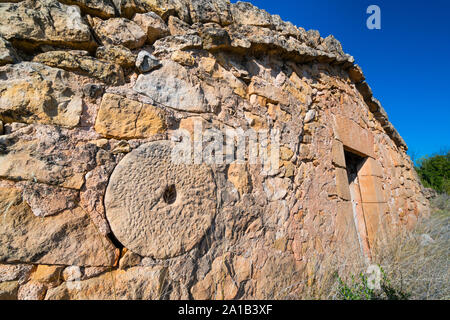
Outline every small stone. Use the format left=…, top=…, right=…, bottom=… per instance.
left=134, top=60, right=207, bottom=112
left=58, top=0, right=116, bottom=19
left=22, top=182, right=78, bottom=217
left=82, top=83, right=104, bottom=100
left=227, top=162, right=252, bottom=196
left=171, top=50, right=196, bottom=66
left=168, top=16, right=196, bottom=36
left=32, top=50, right=125, bottom=85
left=136, top=51, right=162, bottom=73
left=96, top=45, right=136, bottom=68
left=94, top=93, right=166, bottom=139
left=263, top=177, right=289, bottom=201
left=17, top=281, right=46, bottom=300
left=0, top=36, right=20, bottom=66
left=105, top=141, right=216, bottom=259
left=0, top=281, right=19, bottom=300
left=31, top=265, right=63, bottom=285
left=133, top=12, right=170, bottom=44
left=304, top=109, right=316, bottom=123
left=93, top=17, right=146, bottom=49
left=62, top=266, right=83, bottom=282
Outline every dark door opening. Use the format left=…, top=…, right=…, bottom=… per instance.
left=344, top=150, right=371, bottom=258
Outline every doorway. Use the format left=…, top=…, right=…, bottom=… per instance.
left=344, top=150, right=371, bottom=259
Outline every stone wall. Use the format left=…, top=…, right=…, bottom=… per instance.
left=0, top=0, right=429, bottom=300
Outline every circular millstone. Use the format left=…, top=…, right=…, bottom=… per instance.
left=105, top=141, right=216, bottom=259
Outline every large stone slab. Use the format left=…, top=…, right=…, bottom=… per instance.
left=0, top=188, right=118, bottom=266
left=94, top=93, right=166, bottom=139
left=32, top=50, right=125, bottom=85
left=58, top=0, right=116, bottom=18
left=0, top=0, right=96, bottom=51
left=0, top=124, right=97, bottom=189
left=0, top=62, right=83, bottom=128
left=134, top=60, right=208, bottom=112
left=105, top=140, right=216, bottom=259
left=46, top=266, right=167, bottom=300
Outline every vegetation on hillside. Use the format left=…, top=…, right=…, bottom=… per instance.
left=415, top=150, right=450, bottom=194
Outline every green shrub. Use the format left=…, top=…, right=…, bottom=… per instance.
left=415, top=150, right=450, bottom=194
left=336, top=267, right=411, bottom=300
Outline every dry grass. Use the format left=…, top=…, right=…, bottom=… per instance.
left=371, top=194, right=450, bottom=300
left=274, top=194, right=450, bottom=300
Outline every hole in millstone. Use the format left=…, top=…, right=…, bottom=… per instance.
left=163, top=184, right=177, bottom=205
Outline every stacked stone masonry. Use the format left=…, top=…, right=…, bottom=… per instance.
left=0, top=0, right=429, bottom=300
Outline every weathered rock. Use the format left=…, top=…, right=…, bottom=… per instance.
left=0, top=187, right=118, bottom=266
left=46, top=266, right=168, bottom=300
left=200, top=23, right=232, bottom=50
left=0, top=37, right=20, bottom=65
left=96, top=45, right=136, bottom=68
left=93, top=17, right=146, bottom=49
left=105, top=141, right=216, bottom=259
left=189, top=0, right=233, bottom=26
left=191, top=253, right=251, bottom=300
left=231, top=1, right=273, bottom=27
left=95, top=93, right=166, bottom=139
left=171, top=50, right=196, bottom=66
left=263, top=177, right=289, bottom=201
left=118, top=0, right=190, bottom=22
left=134, top=60, right=208, bottom=112
left=168, top=15, right=197, bottom=36
left=21, top=182, right=78, bottom=217
left=133, top=12, right=170, bottom=44
left=58, top=0, right=116, bottom=18
left=0, top=0, right=96, bottom=51
left=32, top=50, right=124, bottom=85
left=304, top=109, right=316, bottom=123
left=152, top=34, right=202, bottom=55
left=0, top=264, right=34, bottom=283
left=0, top=62, right=83, bottom=127
left=227, top=162, right=251, bottom=195
left=0, top=125, right=98, bottom=189
left=17, top=281, right=46, bottom=300
left=30, top=265, right=64, bottom=285
left=135, top=51, right=162, bottom=73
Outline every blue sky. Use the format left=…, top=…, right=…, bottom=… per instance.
left=231, top=0, right=450, bottom=161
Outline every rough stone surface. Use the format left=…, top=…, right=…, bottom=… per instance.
left=93, top=17, right=147, bottom=49
left=59, top=0, right=116, bottom=18
left=0, top=62, right=83, bottom=127
left=0, top=125, right=97, bottom=189
left=134, top=60, right=207, bottom=112
left=105, top=141, right=216, bottom=259
left=96, top=45, right=136, bottom=68
left=0, top=187, right=118, bottom=266
left=95, top=93, right=166, bottom=139
left=0, top=37, right=20, bottom=66
left=133, top=12, right=170, bottom=44
left=32, top=50, right=125, bottom=85
left=0, top=0, right=96, bottom=51
left=22, top=182, right=78, bottom=217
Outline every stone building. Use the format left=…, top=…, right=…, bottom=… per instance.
left=0, top=0, right=429, bottom=300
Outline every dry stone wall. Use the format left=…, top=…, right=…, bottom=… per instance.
left=0, top=0, right=429, bottom=300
